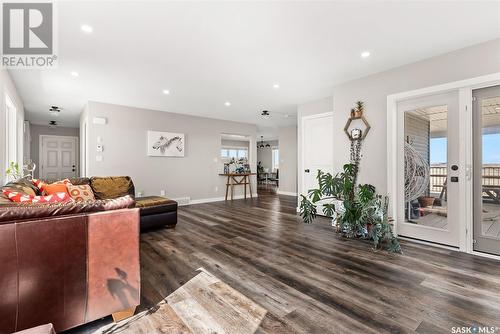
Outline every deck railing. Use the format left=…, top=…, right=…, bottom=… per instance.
left=430, top=165, right=500, bottom=199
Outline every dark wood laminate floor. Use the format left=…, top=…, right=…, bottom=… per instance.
left=70, top=188, right=500, bottom=333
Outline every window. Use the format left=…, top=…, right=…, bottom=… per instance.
left=272, top=148, right=279, bottom=171
left=5, top=94, right=17, bottom=168
left=221, top=147, right=248, bottom=160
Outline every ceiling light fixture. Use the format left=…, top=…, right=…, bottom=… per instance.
left=49, top=106, right=61, bottom=115
left=81, top=24, right=93, bottom=33
left=273, top=83, right=280, bottom=89
left=70, top=71, right=79, bottom=77
left=261, top=110, right=270, bottom=119
left=258, top=136, right=265, bottom=148
left=162, top=89, right=170, bottom=95
left=48, top=120, right=60, bottom=128
left=361, top=51, right=370, bottom=58
left=224, top=101, right=231, bottom=107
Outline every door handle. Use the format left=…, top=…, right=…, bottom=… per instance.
left=304, top=169, right=310, bottom=173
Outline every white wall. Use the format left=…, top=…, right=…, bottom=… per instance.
left=29, top=124, right=80, bottom=178
left=298, top=38, right=500, bottom=197
left=83, top=101, right=258, bottom=201
left=0, top=69, right=24, bottom=185
left=278, top=126, right=297, bottom=195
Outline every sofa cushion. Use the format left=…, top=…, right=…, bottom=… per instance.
left=0, top=195, right=136, bottom=223
left=135, top=196, right=177, bottom=216
left=90, top=176, right=135, bottom=200
left=39, top=177, right=90, bottom=186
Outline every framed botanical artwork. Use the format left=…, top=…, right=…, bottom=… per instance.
left=147, top=131, right=185, bottom=157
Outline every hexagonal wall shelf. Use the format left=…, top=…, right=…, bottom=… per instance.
left=344, top=113, right=371, bottom=141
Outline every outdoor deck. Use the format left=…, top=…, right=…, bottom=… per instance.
left=408, top=202, right=500, bottom=238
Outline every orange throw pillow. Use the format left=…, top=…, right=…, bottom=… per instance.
left=43, top=183, right=70, bottom=196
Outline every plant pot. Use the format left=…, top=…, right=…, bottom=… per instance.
left=418, top=196, right=435, bottom=208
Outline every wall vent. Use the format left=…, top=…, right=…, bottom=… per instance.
left=172, top=197, right=190, bottom=206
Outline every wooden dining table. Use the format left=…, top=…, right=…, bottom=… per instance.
left=219, top=173, right=256, bottom=201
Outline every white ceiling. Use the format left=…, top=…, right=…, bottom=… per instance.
left=9, top=1, right=500, bottom=135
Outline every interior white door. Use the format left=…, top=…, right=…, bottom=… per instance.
left=397, top=91, right=460, bottom=247
left=302, top=113, right=334, bottom=214
left=40, top=136, right=78, bottom=179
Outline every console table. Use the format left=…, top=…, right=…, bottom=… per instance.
left=219, top=173, right=256, bottom=200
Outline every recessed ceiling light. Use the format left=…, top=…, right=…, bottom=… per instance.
left=162, top=89, right=170, bottom=95
left=70, top=71, right=79, bottom=77
left=224, top=101, right=231, bottom=107
left=361, top=51, right=371, bottom=58
left=273, top=83, right=280, bottom=89
left=81, top=24, right=93, bottom=33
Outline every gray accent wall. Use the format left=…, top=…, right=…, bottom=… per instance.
left=82, top=101, right=257, bottom=201
left=299, top=38, right=500, bottom=196
left=30, top=124, right=80, bottom=178
left=278, top=126, right=297, bottom=194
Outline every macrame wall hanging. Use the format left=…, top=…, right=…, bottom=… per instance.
left=404, top=139, right=430, bottom=202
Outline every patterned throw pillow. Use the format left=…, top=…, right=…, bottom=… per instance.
left=2, top=189, right=73, bottom=204
left=67, top=184, right=95, bottom=202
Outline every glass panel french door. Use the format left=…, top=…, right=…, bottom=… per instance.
left=397, top=92, right=460, bottom=247
left=473, top=85, right=500, bottom=256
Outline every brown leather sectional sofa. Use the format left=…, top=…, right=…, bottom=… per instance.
left=0, top=176, right=178, bottom=231
left=0, top=176, right=178, bottom=333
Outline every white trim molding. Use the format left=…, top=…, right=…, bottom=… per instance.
left=278, top=190, right=298, bottom=196
left=172, top=193, right=259, bottom=206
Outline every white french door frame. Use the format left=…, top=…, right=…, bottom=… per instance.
left=387, top=72, right=500, bottom=260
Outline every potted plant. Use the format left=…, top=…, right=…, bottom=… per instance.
left=299, top=164, right=401, bottom=253
left=5, top=161, right=22, bottom=182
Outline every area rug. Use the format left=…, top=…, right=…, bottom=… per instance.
left=93, top=268, right=267, bottom=334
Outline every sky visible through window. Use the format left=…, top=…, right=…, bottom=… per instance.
left=430, top=133, right=500, bottom=164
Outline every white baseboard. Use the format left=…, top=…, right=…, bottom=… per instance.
left=176, top=193, right=259, bottom=206
left=277, top=190, right=297, bottom=196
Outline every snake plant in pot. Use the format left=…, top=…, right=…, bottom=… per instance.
left=299, top=164, right=401, bottom=253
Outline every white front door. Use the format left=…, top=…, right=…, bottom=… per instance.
left=301, top=113, right=334, bottom=214
left=40, top=136, right=78, bottom=179
left=397, top=91, right=461, bottom=247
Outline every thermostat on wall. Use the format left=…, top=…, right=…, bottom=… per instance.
left=93, top=117, right=107, bottom=125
